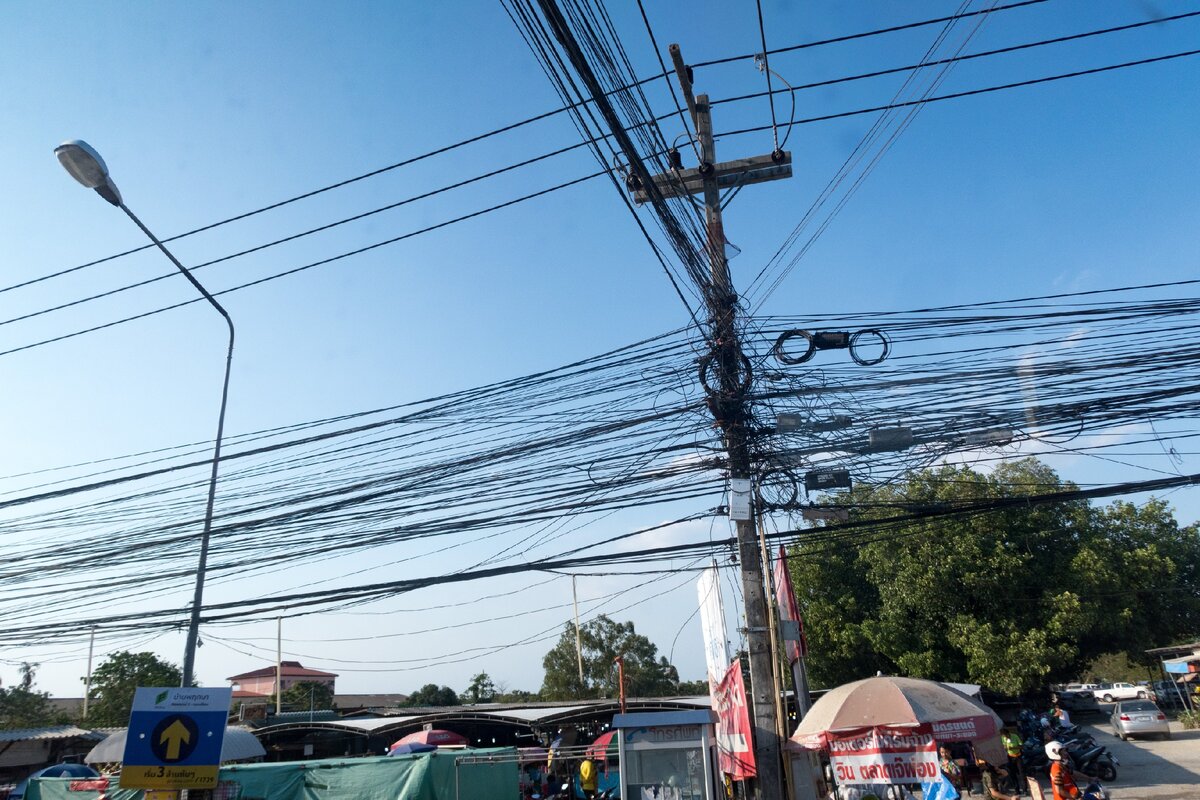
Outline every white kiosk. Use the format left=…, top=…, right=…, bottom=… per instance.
left=613, top=710, right=719, bottom=800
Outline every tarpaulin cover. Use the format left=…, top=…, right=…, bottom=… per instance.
left=23, top=778, right=141, bottom=800
left=219, top=749, right=517, bottom=800
left=29, top=750, right=518, bottom=800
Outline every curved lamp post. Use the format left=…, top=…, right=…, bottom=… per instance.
left=55, top=139, right=234, bottom=687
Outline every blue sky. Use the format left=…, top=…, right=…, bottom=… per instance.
left=1, top=1, right=1197, bottom=698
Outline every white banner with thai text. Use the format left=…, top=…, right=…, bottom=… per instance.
left=828, top=726, right=940, bottom=786
left=697, top=566, right=729, bottom=690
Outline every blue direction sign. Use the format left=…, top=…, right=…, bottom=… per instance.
left=121, top=686, right=233, bottom=790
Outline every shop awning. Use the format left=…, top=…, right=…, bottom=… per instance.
left=1162, top=655, right=1200, bottom=674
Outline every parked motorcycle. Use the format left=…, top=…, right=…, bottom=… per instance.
left=1068, top=742, right=1118, bottom=783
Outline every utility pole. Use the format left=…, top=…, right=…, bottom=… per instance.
left=638, top=44, right=793, bottom=800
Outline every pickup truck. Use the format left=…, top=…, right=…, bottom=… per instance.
left=1093, top=682, right=1149, bottom=703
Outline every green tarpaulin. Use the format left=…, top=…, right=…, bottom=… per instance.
left=27, top=749, right=519, bottom=800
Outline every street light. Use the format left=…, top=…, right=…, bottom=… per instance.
left=55, top=139, right=235, bottom=687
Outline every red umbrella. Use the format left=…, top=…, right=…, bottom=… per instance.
left=391, top=729, right=469, bottom=749
left=585, top=731, right=618, bottom=760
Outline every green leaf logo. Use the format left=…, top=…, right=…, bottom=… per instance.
left=156, top=690, right=169, bottom=705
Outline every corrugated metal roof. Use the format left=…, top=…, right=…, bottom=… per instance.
left=0, top=726, right=103, bottom=743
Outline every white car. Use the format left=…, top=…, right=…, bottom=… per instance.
left=1094, top=682, right=1148, bottom=703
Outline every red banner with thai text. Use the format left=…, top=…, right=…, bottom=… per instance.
left=713, top=659, right=756, bottom=779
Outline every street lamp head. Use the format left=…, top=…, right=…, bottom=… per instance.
left=54, top=139, right=122, bottom=206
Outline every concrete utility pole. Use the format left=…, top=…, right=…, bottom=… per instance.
left=640, top=43, right=793, bottom=800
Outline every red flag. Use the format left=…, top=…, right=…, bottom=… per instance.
left=773, top=545, right=807, bottom=661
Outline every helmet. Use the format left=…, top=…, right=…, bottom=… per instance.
left=1045, top=741, right=1066, bottom=761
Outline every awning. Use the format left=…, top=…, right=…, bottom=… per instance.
left=1162, top=655, right=1200, bottom=674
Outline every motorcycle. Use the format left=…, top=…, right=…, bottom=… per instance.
left=1068, top=743, right=1118, bottom=783
left=1081, top=779, right=1110, bottom=800
left=1020, top=732, right=1115, bottom=783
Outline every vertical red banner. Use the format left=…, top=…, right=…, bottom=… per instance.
left=713, top=659, right=757, bottom=778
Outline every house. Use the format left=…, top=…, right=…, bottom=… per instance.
left=227, top=661, right=337, bottom=697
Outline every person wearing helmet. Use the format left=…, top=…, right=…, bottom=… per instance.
left=1046, top=741, right=1080, bottom=800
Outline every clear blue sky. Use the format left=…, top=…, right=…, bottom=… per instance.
left=1, top=1, right=1197, bottom=698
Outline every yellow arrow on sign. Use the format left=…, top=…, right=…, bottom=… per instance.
left=159, top=719, right=192, bottom=761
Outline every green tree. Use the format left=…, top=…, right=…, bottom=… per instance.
left=1082, top=652, right=1153, bottom=684
left=275, top=681, right=334, bottom=712
left=495, top=688, right=541, bottom=703
left=406, top=684, right=460, bottom=706
left=675, top=679, right=710, bottom=695
left=0, top=663, right=63, bottom=729
left=464, top=672, right=497, bottom=704
left=541, top=615, right=680, bottom=700
left=788, top=459, right=1200, bottom=695
left=85, top=651, right=183, bottom=726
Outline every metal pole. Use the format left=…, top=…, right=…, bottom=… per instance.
left=671, top=43, right=785, bottom=800
left=572, top=576, right=586, bottom=685
left=119, top=204, right=235, bottom=688
left=276, top=617, right=283, bottom=715
left=82, top=627, right=96, bottom=720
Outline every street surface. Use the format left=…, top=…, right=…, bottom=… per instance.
left=1075, top=717, right=1200, bottom=799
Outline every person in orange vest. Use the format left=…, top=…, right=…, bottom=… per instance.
left=1045, top=741, right=1080, bottom=800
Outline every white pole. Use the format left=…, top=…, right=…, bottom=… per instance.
left=572, top=576, right=585, bottom=684
left=276, top=617, right=283, bottom=715
left=82, top=627, right=96, bottom=720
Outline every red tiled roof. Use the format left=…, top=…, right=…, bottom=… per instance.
left=232, top=689, right=270, bottom=699
left=227, top=660, right=338, bottom=681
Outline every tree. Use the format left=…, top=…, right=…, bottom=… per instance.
left=406, top=684, right=460, bottom=707
left=275, top=681, right=334, bottom=712
left=541, top=615, right=680, bottom=701
left=675, top=679, right=710, bottom=695
left=85, top=651, right=182, bottom=726
left=0, top=663, right=63, bottom=729
left=1083, top=652, right=1153, bottom=685
left=464, top=672, right=496, bottom=704
left=788, top=459, right=1200, bottom=695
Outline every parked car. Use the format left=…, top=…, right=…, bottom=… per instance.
left=1110, top=699, right=1171, bottom=740
left=1054, top=688, right=1101, bottom=714
left=1094, top=682, right=1148, bottom=703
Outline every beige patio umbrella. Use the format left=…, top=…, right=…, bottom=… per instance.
left=791, top=676, right=1005, bottom=762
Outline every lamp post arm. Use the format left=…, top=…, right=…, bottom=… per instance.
left=120, top=203, right=235, bottom=688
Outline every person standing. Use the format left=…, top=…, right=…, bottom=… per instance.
left=939, top=745, right=965, bottom=796
left=1000, top=727, right=1024, bottom=794
left=578, top=758, right=598, bottom=800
